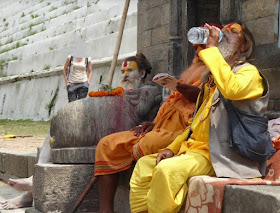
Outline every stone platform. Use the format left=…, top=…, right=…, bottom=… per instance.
left=1, top=147, right=280, bottom=212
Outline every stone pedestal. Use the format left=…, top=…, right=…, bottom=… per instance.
left=33, top=163, right=133, bottom=213
left=52, top=147, right=96, bottom=164
left=33, top=163, right=97, bottom=213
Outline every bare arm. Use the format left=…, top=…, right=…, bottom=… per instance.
left=87, top=61, right=92, bottom=85
left=63, top=57, right=71, bottom=86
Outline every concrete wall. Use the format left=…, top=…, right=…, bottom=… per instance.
left=0, top=0, right=138, bottom=120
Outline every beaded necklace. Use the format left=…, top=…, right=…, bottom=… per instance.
left=199, top=75, right=217, bottom=122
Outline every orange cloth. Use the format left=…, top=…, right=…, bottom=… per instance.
left=94, top=61, right=207, bottom=176
left=273, top=136, right=280, bottom=151
left=94, top=93, right=196, bottom=176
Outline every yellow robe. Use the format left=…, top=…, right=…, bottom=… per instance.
left=130, top=47, right=264, bottom=213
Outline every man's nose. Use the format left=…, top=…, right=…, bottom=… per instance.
left=123, top=71, right=130, bottom=75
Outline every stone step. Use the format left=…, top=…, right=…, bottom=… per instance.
left=0, top=0, right=78, bottom=35
left=223, top=185, right=280, bottom=212
left=0, top=1, right=136, bottom=47
left=2, top=25, right=136, bottom=76
left=0, top=11, right=136, bottom=71
left=0, top=149, right=37, bottom=182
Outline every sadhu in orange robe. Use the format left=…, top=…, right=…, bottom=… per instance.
left=94, top=60, right=207, bottom=176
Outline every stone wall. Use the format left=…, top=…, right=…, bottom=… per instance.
left=138, top=0, right=280, bottom=117
left=220, top=0, right=280, bottom=118
left=137, top=0, right=170, bottom=80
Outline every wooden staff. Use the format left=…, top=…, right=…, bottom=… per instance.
left=107, top=0, right=131, bottom=87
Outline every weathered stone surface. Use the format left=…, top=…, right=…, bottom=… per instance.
left=114, top=167, right=134, bottom=213
left=0, top=149, right=37, bottom=181
left=245, top=16, right=276, bottom=46
left=138, top=29, right=152, bottom=48
left=223, top=185, right=280, bottom=212
left=27, top=154, right=37, bottom=177
left=138, top=0, right=169, bottom=10
left=242, top=0, right=278, bottom=21
left=151, top=25, right=169, bottom=46
left=33, top=163, right=133, bottom=213
left=261, top=67, right=280, bottom=100
left=50, top=86, right=161, bottom=148
left=52, top=147, right=96, bottom=164
left=33, top=163, right=98, bottom=213
left=143, top=6, right=162, bottom=30
left=161, top=3, right=170, bottom=25
left=0, top=153, right=4, bottom=173
left=254, top=43, right=280, bottom=70
left=5, top=153, right=29, bottom=178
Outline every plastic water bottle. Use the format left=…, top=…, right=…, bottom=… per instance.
left=187, top=27, right=223, bottom=44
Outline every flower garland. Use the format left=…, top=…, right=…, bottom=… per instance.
left=88, top=86, right=124, bottom=98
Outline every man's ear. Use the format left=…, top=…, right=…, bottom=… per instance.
left=139, top=69, right=146, bottom=79
left=240, top=35, right=250, bottom=53
left=240, top=43, right=249, bottom=53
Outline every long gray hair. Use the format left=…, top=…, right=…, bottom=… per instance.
left=233, top=23, right=256, bottom=67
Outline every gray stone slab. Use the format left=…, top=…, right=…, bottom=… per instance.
left=33, top=163, right=133, bottom=213
left=0, top=150, right=37, bottom=181
left=33, top=163, right=97, bottom=213
left=51, top=147, right=96, bottom=164
left=223, top=185, right=280, bottom=213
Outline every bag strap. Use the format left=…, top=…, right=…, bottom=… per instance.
left=219, top=92, right=235, bottom=112
left=85, top=57, right=89, bottom=73
left=185, top=81, right=207, bottom=141
left=67, top=55, right=73, bottom=79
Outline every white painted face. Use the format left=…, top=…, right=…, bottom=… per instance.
left=120, top=61, right=145, bottom=90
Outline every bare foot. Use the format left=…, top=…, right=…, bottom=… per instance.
left=0, top=192, right=33, bottom=209
left=8, top=176, right=33, bottom=192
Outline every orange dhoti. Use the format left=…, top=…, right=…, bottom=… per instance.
left=94, top=93, right=196, bottom=176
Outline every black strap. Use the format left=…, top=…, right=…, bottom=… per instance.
left=67, top=55, right=73, bottom=79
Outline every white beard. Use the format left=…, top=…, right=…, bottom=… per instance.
left=217, top=42, right=236, bottom=62
left=120, top=78, right=142, bottom=90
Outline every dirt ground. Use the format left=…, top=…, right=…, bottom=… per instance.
left=0, top=135, right=45, bottom=152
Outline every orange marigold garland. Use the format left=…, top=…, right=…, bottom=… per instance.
left=88, top=86, right=124, bottom=98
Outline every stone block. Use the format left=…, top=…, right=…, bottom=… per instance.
left=143, top=6, right=162, bottom=30
left=114, top=167, right=134, bottom=213
left=261, top=67, right=280, bottom=100
left=150, top=60, right=169, bottom=76
left=223, top=185, right=280, bottom=212
left=27, top=154, right=37, bottom=177
left=5, top=153, right=28, bottom=178
left=270, top=100, right=280, bottom=111
left=137, top=13, right=144, bottom=35
left=242, top=0, right=278, bottom=21
left=52, top=147, right=96, bottom=164
left=255, top=43, right=280, bottom=69
left=142, top=43, right=169, bottom=63
left=0, top=153, right=5, bottom=173
left=138, top=29, right=152, bottom=49
left=33, top=163, right=98, bottom=213
left=33, top=163, right=133, bottom=213
left=146, top=0, right=169, bottom=9
left=151, top=25, right=169, bottom=46
left=161, top=3, right=170, bottom=25
left=245, top=16, right=276, bottom=46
